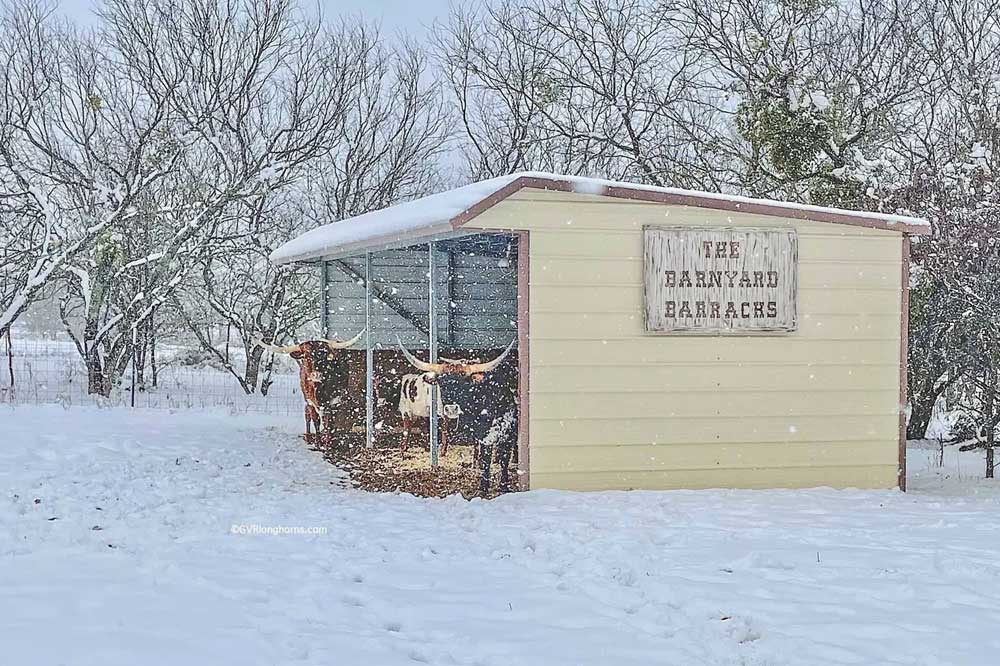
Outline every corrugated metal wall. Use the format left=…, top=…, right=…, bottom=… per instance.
left=322, top=235, right=518, bottom=351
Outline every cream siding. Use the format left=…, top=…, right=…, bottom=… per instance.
left=467, top=188, right=904, bottom=491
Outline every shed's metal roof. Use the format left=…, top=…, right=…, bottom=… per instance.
left=271, top=172, right=930, bottom=265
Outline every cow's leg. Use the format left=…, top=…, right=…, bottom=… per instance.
left=440, top=418, right=449, bottom=457
left=478, top=440, right=494, bottom=496
left=313, top=406, right=324, bottom=446
left=496, top=436, right=515, bottom=493
left=304, top=404, right=313, bottom=445
left=401, top=414, right=411, bottom=451
left=320, top=407, right=332, bottom=448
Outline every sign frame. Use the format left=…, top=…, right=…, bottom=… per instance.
left=642, top=225, right=799, bottom=336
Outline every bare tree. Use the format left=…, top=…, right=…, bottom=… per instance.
left=171, top=193, right=316, bottom=396
left=678, top=0, right=932, bottom=205
left=930, top=193, right=1000, bottom=477
left=51, top=0, right=359, bottom=396
left=432, top=4, right=560, bottom=179
left=432, top=0, right=720, bottom=186
left=172, top=25, right=449, bottom=395
left=898, top=0, right=1000, bottom=469
left=307, top=31, right=448, bottom=219
left=0, top=1, right=168, bottom=339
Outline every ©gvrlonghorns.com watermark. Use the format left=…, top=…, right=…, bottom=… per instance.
left=230, top=523, right=327, bottom=536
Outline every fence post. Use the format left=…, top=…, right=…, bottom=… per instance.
left=131, top=326, right=137, bottom=408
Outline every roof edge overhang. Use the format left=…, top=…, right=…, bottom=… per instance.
left=274, top=221, right=458, bottom=264
left=273, top=173, right=930, bottom=265
left=450, top=175, right=932, bottom=236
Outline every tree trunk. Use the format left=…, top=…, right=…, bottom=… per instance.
left=149, top=309, right=158, bottom=388
left=907, top=374, right=948, bottom=440
left=86, top=352, right=113, bottom=397
left=987, top=412, right=995, bottom=479
left=906, top=393, right=935, bottom=440
left=987, top=437, right=995, bottom=479
left=4, top=329, right=13, bottom=392
left=134, top=325, right=147, bottom=388
left=985, top=369, right=996, bottom=479
left=83, top=333, right=118, bottom=399
left=243, top=345, right=264, bottom=396
left=84, top=317, right=105, bottom=396
left=261, top=352, right=276, bottom=397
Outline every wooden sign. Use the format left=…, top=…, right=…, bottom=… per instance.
left=644, top=226, right=798, bottom=333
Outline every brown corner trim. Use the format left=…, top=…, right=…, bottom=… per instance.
left=470, top=227, right=530, bottom=490
left=449, top=175, right=931, bottom=236
left=516, top=231, right=531, bottom=490
left=450, top=179, right=530, bottom=229
left=898, top=236, right=911, bottom=491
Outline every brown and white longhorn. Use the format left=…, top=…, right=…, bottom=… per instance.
left=398, top=338, right=519, bottom=495
left=255, top=330, right=364, bottom=444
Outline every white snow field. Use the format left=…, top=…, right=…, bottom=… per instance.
left=2, top=406, right=999, bottom=666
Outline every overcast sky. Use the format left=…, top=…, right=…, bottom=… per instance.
left=56, top=0, right=462, bottom=34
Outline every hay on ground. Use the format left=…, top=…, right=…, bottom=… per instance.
left=316, top=433, right=519, bottom=499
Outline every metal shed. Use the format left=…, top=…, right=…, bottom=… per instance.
left=272, top=172, right=930, bottom=492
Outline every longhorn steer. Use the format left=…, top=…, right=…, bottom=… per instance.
left=255, top=331, right=364, bottom=444
left=398, top=374, right=463, bottom=456
left=398, top=339, right=518, bottom=495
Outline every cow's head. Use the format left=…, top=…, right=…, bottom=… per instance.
left=254, top=330, right=365, bottom=362
left=396, top=338, right=516, bottom=391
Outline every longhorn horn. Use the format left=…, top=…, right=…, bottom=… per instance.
left=323, top=329, right=365, bottom=350
left=396, top=336, right=446, bottom=373
left=253, top=338, right=300, bottom=354
left=461, top=338, right=517, bottom=375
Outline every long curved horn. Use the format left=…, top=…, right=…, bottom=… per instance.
left=461, top=338, right=517, bottom=375
left=253, top=338, right=300, bottom=354
left=396, top=336, right=446, bottom=373
left=324, top=329, right=365, bottom=350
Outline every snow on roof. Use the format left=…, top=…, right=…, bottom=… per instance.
left=271, top=175, right=518, bottom=264
left=270, top=172, right=930, bottom=264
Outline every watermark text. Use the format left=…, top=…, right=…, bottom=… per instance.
left=230, top=523, right=327, bottom=536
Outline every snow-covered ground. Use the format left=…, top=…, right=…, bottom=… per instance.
left=2, top=405, right=999, bottom=665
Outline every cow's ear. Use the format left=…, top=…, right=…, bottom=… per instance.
left=289, top=349, right=304, bottom=359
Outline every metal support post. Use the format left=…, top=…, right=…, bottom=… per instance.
left=365, top=253, right=374, bottom=448
left=428, top=242, right=439, bottom=468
